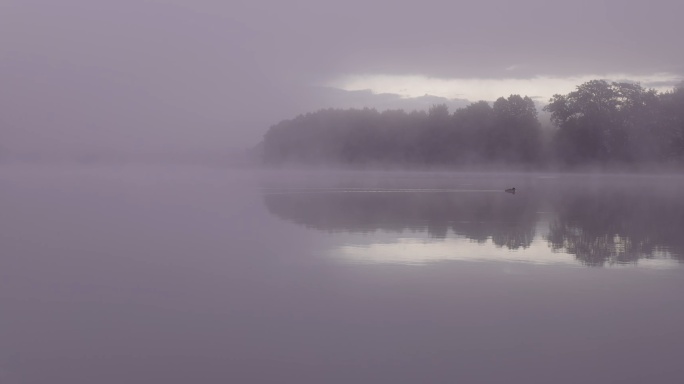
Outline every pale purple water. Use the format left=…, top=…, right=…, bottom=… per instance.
left=1, top=166, right=683, bottom=383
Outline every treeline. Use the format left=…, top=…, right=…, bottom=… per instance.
left=261, top=80, right=684, bottom=167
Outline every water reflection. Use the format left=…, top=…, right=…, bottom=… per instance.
left=262, top=177, right=684, bottom=267
left=546, top=190, right=684, bottom=266
left=3, top=167, right=684, bottom=383
left=335, top=237, right=579, bottom=266
left=263, top=190, right=538, bottom=246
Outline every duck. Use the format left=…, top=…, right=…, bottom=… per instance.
left=505, top=187, right=516, bottom=194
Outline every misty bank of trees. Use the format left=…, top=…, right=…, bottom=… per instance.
left=261, top=80, right=684, bottom=168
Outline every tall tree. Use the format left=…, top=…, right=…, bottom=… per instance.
left=491, top=95, right=542, bottom=163
left=544, top=80, right=663, bottom=164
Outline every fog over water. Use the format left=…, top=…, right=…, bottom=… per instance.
left=2, top=165, right=683, bottom=383
left=3, top=0, right=684, bottom=382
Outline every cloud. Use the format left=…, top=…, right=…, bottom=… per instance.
left=329, top=73, right=684, bottom=102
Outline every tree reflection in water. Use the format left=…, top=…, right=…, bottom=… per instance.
left=546, top=188, right=684, bottom=266
left=263, top=189, right=539, bottom=250
left=262, top=177, right=684, bottom=267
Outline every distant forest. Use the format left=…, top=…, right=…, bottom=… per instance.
left=261, top=80, right=684, bottom=168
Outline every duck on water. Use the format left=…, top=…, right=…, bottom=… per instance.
left=505, top=188, right=516, bottom=194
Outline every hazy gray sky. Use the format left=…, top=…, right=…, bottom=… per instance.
left=2, top=0, right=683, bottom=153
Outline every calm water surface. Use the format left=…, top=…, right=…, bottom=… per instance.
left=1, top=165, right=683, bottom=383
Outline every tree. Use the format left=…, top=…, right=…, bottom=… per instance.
left=491, top=95, right=542, bottom=163
left=452, top=101, right=495, bottom=164
left=658, top=82, right=684, bottom=160
left=543, top=80, right=663, bottom=164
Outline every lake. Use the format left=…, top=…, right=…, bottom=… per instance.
left=1, top=165, right=683, bottom=383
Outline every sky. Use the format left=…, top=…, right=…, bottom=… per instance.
left=1, top=0, right=683, bottom=154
